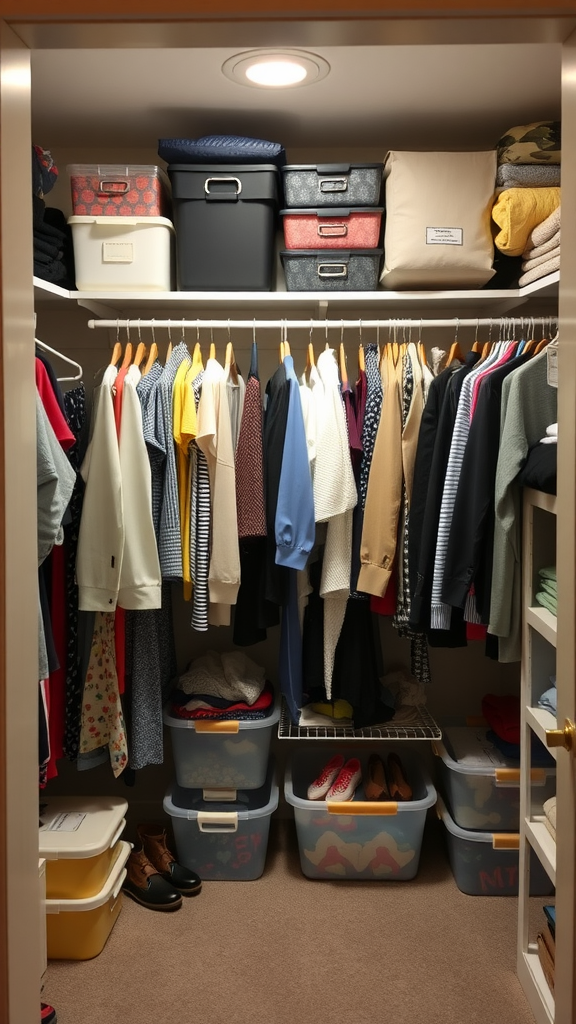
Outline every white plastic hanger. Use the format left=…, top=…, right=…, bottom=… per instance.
left=35, top=337, right=83, bottom=382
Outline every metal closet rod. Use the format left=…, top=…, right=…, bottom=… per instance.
left=87, top=315, right=557, bottom=331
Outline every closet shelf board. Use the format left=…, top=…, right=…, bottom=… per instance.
left=526, top=707, right=558, bottom=760
left=34, top=273, right=559, bottom=315
left=518, top=950, right=554, bottom=1024
left=525, top=818, right=557, bottom=885
left=526, top=607, right=558, bottom=648
left=524, top=489, right=558, bottom=516
left=278, top=702, right=441, bottom=740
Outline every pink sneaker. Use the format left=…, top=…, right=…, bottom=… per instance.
left=307, top=754, right=345, bottom=800
left=326, top=758, right=362, bottom=802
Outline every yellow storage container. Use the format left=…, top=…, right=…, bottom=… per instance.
left=39, top=795, right=128, bottom=899
left=46, top=840, right=130, bottom=960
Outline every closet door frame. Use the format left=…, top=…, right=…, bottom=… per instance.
left=2, top=9, right=576, bottom=1024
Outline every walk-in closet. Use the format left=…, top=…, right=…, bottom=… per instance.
left=2, top=5, right=576, bottom=1024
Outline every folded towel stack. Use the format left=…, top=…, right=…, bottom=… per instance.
left=519, top=205, right=561, bottom=287
left=492, top=121, right=561, bottom=278
left=535, top=565, right=557, bottom=617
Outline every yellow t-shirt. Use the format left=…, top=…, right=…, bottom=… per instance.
left=173, top=350, right=203, bottom=599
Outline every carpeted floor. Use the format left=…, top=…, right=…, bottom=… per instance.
left=43, top=818, right=537, bottom=1024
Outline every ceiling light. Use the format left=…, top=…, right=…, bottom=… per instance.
left=222, top=49, right=330, bottom=90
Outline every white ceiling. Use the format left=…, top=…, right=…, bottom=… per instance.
left=31, top=44, right=561, bottom=154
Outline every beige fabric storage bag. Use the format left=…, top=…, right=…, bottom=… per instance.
left=381, top=151, right=497, bottom=289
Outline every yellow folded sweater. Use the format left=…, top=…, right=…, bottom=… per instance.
left=492, top=187, right=561, bottom=257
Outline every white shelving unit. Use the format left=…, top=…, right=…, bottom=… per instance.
left=518, top=488, right=558, bottom=1024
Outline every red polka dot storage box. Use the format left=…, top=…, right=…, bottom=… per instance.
left=68, top=164, right=171, bottom=218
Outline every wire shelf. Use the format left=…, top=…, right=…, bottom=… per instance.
left=278, top=702, right=441, bottom=741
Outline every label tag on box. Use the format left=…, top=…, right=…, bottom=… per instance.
left=426, top=227, right=463, bottom=245
left=102, top=242, right=134, bottom=264
left=40, top=812, right=86, bottom=833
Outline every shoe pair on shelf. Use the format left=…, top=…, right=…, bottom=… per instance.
left=307, top=752, right=412, bottom=803
left=364, top=752, right=412, bottom=802
left=122, top=824, right=202, bottom=912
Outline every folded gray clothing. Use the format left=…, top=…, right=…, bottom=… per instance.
left=538, top=685, right=557, bottom=715
left=178, top=650, right=266, bottom=704
left=522, top=228, right=561, bottom=262
left=522, top=242, right=561, bottom=273
left=528, top=205, right=561, bottom=248
left=496, top=164, right=561, bottom=190
left=518, top=252, right=560, bottom=287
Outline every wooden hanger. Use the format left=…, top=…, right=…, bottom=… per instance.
left=418, top=341, right=428, bottom=368
left=447, top=339, right=464, bottom=365
left=133, top=341, right=147, bottom=368
left=534, top=337, right=549, bottom=355
left=481, top=340, right=492, bottom=360
left=305, top=341, right=315, bottom=374
left=339, top=342, right=348, bottom=389
left=121, top=341, right=133, bottom=368
left=279, top=340, right=285, bottom=362
left=142, top=342, right=158, bottom=376
left=193, top=341, right=202, bottom=363
left=225, top=340, right=239, bottom=384
left=109, top=341, right=122, bottom=366
left=358, top=344, right=365, bottom=373
left=166, top=340, right=173, bottom=362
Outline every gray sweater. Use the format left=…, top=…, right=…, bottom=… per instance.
left=489, top=349, right=557, bottom=661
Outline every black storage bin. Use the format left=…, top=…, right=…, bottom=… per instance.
left=281, top=248, right=383, bottom=291
left=168, top=164, right=280, bottom=291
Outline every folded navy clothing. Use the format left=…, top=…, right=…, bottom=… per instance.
left=34, top=259, right=68, bottom=285
left=34, top=235, right=63, bottom=260
left=159, top=134, right=286, bottom=168
left=486, top=729, right=556, bottom=767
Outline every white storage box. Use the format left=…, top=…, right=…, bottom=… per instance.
left=437, top=796, right=554, bottom=897
left=284, top=748, right=436, bottom=881
left=46, top=840, right=130, bottom=960
left=164, top=762, right=279, bottom=881
left=433, top=726, right=556, bottom=831
left=163, top=701, right=280, bottom=791
left=68, top=215, right=174, bottom=291
left=381, top=150, right=496, bottom=289
left=39, top=795, right=128, bottom=899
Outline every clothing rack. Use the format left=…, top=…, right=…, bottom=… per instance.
left=88, top=316, right=556, bottom=332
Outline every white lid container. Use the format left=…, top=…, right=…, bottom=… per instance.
left=39, top=796, right=128, bottom=860
left=68, top=215, right=174, bottom=291
left=45, top=841, right=130, bottom=914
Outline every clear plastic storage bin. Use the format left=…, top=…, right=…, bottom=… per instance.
left=437, top=796, right=554, bottom=897
left=68, top=164, right=171, bottom=218
left=163, top=762, right=279, bottom=881
left=39, top=796, right=128, bottom=899
left=433, top=726, right=556, bottom=831
left=284, top=748, right=436, bottom=881
left=45, top=840, right=130, bottom=960
left=163, top=701, right=280, bottom=791
left=68, top=215, right=174, bottom=291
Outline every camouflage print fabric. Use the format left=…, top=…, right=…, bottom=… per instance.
left=497, top=120, right=561, bottom=165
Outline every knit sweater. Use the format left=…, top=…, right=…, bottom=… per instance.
left=489, top=349, right=557, bottom=661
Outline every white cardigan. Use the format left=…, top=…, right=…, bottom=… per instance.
left=76, top=364, right=161, bottom=611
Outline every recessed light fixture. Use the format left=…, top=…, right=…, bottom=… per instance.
left=222, top=49, right=330, bottom=89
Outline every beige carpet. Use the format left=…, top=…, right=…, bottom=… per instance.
left=44, top=818, right=536, bottom=1024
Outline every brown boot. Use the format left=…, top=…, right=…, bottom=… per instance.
left=122, top=845, right=182, bottom=911
left=138, top=824, right=202, bottom=896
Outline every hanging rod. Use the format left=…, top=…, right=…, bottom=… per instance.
left=87, top=316, right=557, bottom=331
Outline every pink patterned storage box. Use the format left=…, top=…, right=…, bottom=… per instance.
left=281, top=207, right=383, bottom=249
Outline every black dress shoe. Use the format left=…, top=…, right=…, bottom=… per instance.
left=122, top=847, right=182, bottom=911
left=138, top=823, right=202, bottom=896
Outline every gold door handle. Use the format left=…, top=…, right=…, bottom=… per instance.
left=546, top=718, right=576, bottom=751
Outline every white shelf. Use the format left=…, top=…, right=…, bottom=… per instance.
left=526, top=707, right=558, bottom=761
left=33, top=270, right=560, bottom=315
left=518, top=950, right=554, bottom=1024
left=525, top=818, right=556, bottom=885
left=278, top=701, right=441, bottom=740
left=524, top=489, right=558, bottom=516
left=526, top=606, right=558, bottom=648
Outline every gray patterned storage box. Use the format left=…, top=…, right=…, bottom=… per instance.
left=281, top=249, right=382, bottom=291
left=282, top=164, right=383, bottom=208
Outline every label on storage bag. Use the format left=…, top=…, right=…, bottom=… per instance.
left=426, top=227, right=463, bottom=245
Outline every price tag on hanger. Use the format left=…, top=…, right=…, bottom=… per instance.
left=547, top=341, right=558, bottom=388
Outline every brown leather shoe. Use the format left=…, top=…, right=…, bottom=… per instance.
left=122, top=845, right=182, bottom=911
left=138, top=824, right=202, bottom=896
left=386, top=753, right=413, bottom=801
left=364, top=754, right=390, bottom=801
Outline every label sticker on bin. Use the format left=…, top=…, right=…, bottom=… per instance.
left=40, top=813, right=87, bottom=833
